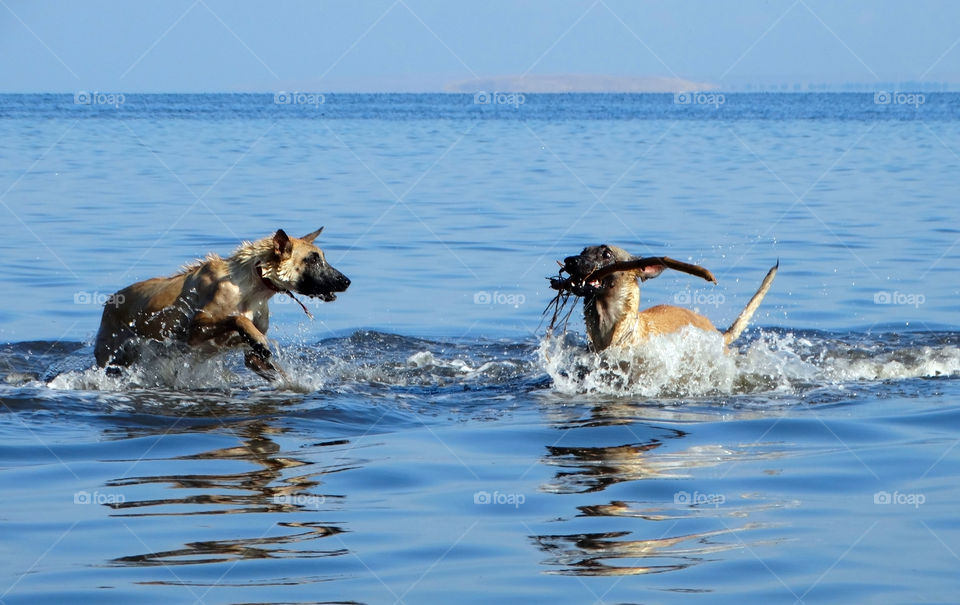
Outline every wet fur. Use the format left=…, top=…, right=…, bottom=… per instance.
left=94, top=229, right=350, bottom=381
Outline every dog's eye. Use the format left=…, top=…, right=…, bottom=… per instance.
left=602, top=249, right=612, bottom=260
left=307, top=252, right=321, bottom=264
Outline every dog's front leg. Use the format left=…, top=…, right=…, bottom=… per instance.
left=189, top=313, right=285, bottom=381
left=188, top=313, right=269, bottom=351
left=244, top=350, right=287, bottom=383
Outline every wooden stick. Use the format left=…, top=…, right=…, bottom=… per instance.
left=549, top=256, right=717, bottom=292
left=592, top=256, right=717, bottom=284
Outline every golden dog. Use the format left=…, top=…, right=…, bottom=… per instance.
left=560, top=245, right=777, bottom=351
left=94, top=228, right=350, bottom=381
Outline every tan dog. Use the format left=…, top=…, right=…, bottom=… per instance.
left=94, top=228, right=350, bottom=381
left=561, top=245, right=777, bottom=351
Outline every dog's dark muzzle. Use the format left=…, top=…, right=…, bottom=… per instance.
left=559, top=255, right=609, bottom=297
left=297, top=266, right=351, bottom=302
left=563, top=255, right=600, bottom=280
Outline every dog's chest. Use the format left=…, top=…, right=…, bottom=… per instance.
left=220, top=282, right=269, bottom=330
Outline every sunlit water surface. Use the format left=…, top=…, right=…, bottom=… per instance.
left=1, top=94, right=958, bottom=604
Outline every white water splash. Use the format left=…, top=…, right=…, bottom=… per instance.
left=47, top=347, right=243, bottom=392
left=34, top=330, right=960, bottom=397
left=278, top=348, right=527, bottom=392
left=539, top=328, right=960, bottom=397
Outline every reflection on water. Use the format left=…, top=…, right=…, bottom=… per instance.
left=113, top=522, right=346, bottom=567
left=537, top=395, right=795, bottom=428
left=577, top=498, right=795, bottom=522
left=542, top=440, right=763, bottom=493
left=533, top=525, right=765, bottom=576
left=537, top=409, right=796, bottom=577
left=540, top=422, right=775, bottom=494
left=104, top=419, right=352, bottom=569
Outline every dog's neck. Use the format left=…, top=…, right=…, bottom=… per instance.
left=224, top=255, right=280, bottom=306
left=227, top=238, right=313, bottom=317
left=255, top=264, right=283, bottom=293
left=583, top=274, right=642, bottom=351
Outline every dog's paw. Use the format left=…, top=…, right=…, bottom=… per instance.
left=244, top=350, right=288, bottom=384
left=251, top=341, right=272, bottom=360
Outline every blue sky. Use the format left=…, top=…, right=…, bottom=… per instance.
left=2, top=0, right=958, bottom=92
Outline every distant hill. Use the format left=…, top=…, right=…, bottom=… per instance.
left=445, top=74, right=718, bottom=93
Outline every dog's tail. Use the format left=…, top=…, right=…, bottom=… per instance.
left=723, top=261, right=779, bottom=346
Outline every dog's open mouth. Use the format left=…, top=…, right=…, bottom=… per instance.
left=551, top=271, right=604, bottom=298
left=566, top=277, right=602, bottom=297
left=543, top=266, right=606, bottom=333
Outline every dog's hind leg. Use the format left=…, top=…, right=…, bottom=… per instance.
left=95, top=330, right=141, bottom=372
left=103, top=340, right=142, bottom=375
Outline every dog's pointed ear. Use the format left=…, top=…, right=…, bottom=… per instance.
left=630, top=257, right=668, bottom=282
left=273, top=229, right=293, bottom=260
left=637, top=265, right=667, bottom=281
left=627, top=255, right=717, bottom=283
left=301, top=227, right=324, bottom=244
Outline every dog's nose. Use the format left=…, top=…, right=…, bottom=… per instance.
left=564, top=255, right=592, bottom=275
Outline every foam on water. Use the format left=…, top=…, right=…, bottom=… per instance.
left=19, top=329, right=960, bottom=402
left=39, top=332, right=536, bottom=395
left=46, top=347, right=243, bottom=392
left=539, top=328, right=960, bottom=398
